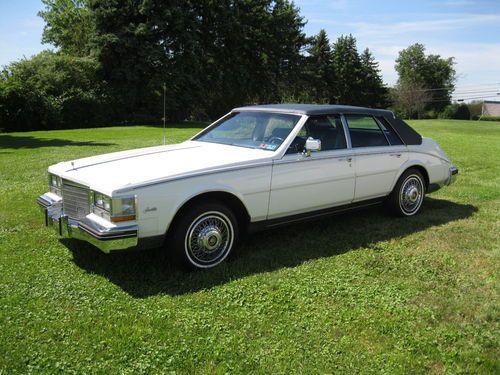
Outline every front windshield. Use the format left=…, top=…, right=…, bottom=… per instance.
left=194, top=111, right=301, bottom=151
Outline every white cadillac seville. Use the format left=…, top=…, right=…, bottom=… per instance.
left=37, top=104, right=458, bottom=269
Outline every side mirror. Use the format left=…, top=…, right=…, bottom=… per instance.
left=305, top=137, right=321, bottom=156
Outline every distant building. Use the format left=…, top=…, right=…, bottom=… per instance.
left=482, top=101, right=500, bottom=117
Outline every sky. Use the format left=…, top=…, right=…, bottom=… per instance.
left=1, top=0, right=499, bottom=99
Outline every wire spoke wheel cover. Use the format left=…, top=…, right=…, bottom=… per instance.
left=399, top=174, right=424, bottom=215
left=184, top=211, right=234, bottom=267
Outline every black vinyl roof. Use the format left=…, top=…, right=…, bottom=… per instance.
left=233, top=103, right=395, bottom=117
left=232, top=103, right=422, bottom=145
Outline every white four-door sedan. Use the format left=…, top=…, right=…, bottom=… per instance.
left=37, top=104, right=458, bottom=269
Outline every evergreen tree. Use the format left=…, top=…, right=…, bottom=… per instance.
left=89, top=0, right=308, bottom=121
left=306, top=29, right=332, bottom=103
left=5, top=1, right=396, bottom=131
left=330, top=34, right=363, bottom=105
left=359, top=48, right=388, bottom=108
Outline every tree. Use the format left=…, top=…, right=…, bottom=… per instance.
left=0, top=51, right=110, bottom=131
left=359, top=48, right=388, bottom=108
left=264, top=0, right=308, bottom=103
left=395, top=43, right=455, bottom=111
left=89, top=0, right=308, bottom=121
left=330, top=34, right=364, bottom=105
left=391, top=80, right=430, bottom=119
left=306, top=29, right=332, bottom=103
left=8, top=1, right=395, bottom=130
left=38, top=0, right=95, bottom=56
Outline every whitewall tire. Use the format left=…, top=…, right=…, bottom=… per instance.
left=170, top=202, right=239, bottom=269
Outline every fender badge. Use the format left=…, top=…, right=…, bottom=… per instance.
left=144, top=207, right=157, bottom=213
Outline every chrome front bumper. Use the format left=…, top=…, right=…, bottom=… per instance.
left=37, top=192, right=138, bottom=253
left=446, top=166, right=459, bottom=185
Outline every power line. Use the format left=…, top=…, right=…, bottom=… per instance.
left=426, top=94, right=500, bottom=102
left=411, top=82, right=500, bottom=92
left=453, top=89, right=500, bottom=95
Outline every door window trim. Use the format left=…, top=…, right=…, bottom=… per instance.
left=306, top=114, right=349, bottom=152
left=275, top=148, right=355, bottom=165
left=283, top=114, right=350, bottom=155
left=374, top=116, right=406, bottom=146
left=340, top=114, right=352, bottom=149
left=342, top=113, right=397, bottom=148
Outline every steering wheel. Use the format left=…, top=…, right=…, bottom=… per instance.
left=267, top=136, right=284, bottom=145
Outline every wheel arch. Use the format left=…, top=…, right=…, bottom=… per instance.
left=166, top=190, right=251, bottom=238
left=391, top=162, right=430, bottom=192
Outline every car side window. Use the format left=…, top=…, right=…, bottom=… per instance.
left=287, top=115, right=347, bottom=154
left=345, top=114, right=389, bottom=148
left=375, top=117, right=404, bottom=145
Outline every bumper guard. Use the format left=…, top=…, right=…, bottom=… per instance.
left=37, top=192, right=138, bottom=253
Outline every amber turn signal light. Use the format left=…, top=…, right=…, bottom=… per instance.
left=111, top=215, right=136, bottom=222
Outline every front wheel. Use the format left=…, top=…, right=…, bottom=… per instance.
left=387, top=169, right=426, bottom=216
left=170, top=202, right=239, bottom=269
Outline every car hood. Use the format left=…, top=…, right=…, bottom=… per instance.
left=48, top=141, right=273, bottom=195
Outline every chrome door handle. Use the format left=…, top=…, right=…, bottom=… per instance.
left=339, top=157, right=353, bottom=162
left=390, top=153, right=402, bottom=158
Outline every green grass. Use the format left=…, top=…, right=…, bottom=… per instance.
left=0, top=120, right=499, bottom=374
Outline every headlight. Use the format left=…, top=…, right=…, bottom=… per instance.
left=48, top=173, right=62, bottom=195
left=92, top=191, right=136, bottom=222
left=94, top=192, right=111, bottom=211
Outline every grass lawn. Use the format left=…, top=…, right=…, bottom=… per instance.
left=0, top=120, right=499, bottom=374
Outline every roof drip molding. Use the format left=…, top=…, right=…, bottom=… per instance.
left=233, top=104, right=394, bottom=117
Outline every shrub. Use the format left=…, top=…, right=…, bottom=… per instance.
left=422, top=109, right=439, bottom=119
left=479, top=116, right=500, bottom=121
left=0, top=51, right=111, bottom=132
left=439, top=103, right=470, bottom=120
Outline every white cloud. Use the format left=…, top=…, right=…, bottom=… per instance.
left=348, top=14, right=500, bottom=37
left=328, top=0, right=348, bottom=10
left=445, top=0, right=476, bottom=6
left=298, top=0, right=500, bottom=89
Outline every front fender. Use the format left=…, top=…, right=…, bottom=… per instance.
left=135, top=165, right=272, bottom=237
left=173, top=183, right=250, bottom=217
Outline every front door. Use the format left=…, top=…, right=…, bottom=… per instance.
left=268, top=115, right=356, bottom=219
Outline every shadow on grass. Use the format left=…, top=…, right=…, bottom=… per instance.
left=63, top=197, right=477, bottom=298
left=0, top=135, right=115, bottom=149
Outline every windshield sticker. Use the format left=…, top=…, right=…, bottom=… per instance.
left=259, top=143, right=279, bottom=150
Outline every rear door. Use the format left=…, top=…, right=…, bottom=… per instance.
left=343, top=114, right=408, bottom=201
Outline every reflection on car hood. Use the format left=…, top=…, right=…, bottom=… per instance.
left=48, top=141, right=272, bottom=195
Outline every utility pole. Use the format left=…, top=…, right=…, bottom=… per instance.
left=163, top=83, right=166, bottom=145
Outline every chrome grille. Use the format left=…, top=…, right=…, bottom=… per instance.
left=62, top=181, right=90, bottom=220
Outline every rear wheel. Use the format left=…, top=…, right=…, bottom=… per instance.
left=387, top=169, right=425, bottom=216
left=170, top=202, right=239, bottom=269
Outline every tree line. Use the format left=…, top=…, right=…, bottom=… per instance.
left=0, top=0, right=456, bottom=132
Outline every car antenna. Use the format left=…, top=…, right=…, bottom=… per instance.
left=163, top=83, right=166, bottom=145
